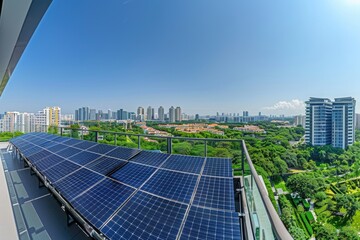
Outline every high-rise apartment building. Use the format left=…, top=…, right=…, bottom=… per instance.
left=89, top=109, right=96, bottom=120
left=305, top=97, right=356, bottom=149
left=43, top=107, right=61, bottom=126
left=169, top=106, right=175, bottom=122
left=137, top=107, right=145, bottom=121
left=332, top=97, right=356, bottom=149
left=175, top=107, right=182, bottom=122
left=146, top=106, right=152, bottom=121
left=158, top=106, right=164, bottom=121
left=305, top=98, right=332, bottom=146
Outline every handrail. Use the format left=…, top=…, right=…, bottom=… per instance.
left=242, top=140, right=293, bottom=240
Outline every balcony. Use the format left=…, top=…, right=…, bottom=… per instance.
left=1, top=126, right=292, bottom=240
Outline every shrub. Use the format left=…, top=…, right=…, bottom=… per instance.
left=300, top=212, right=313, bottom=235
left=305, top=211, right=315, bottom=223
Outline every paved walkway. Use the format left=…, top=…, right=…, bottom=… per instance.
left=1, top=143, right=89, bottom=240
left=0, top=142, right=18, bottom=240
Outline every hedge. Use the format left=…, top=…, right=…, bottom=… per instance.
left=305, top=211, right=314, bottom=223
left=300, top=212, right=313, bottom=236
left=302, top=199, right=310, bottom=211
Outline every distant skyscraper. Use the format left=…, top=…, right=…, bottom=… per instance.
left=332, top=97, right=356, bottom=149
left=43, top=107, right=61, bottom=127
left=305, top=98, right=332, bottom=146
left=146, top=106, right=152, bottom=121
left=158, top=106, right=165, bottom=121
left=175, top=107, right=181, bottom=122
left=137, top=107, right=145, bottom=121
left=169, top=106, right=175, bottom=122
left=151, top=108, right=155, bottom=120
left=89, top=109, right=96, bottom=120
left=195, top=114, right=200, bottom=121
left=294, top=115, right=306, bottom=128
left=243, top=111, right=249, bottom=117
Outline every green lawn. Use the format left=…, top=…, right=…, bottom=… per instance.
left=274, top=180, right=288, bottom=192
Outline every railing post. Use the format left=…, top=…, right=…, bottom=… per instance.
left=95, top=131, right=98, bottom=142
left=241, top=140, right=245, bottom=176
left=114, top=133, right=117, bottom=146
left=167, top=137, right=172, bottom=154
left=60, top=127, right=63, bottom=136
left=81, top=129, right=84, bottom=140
left=204, top=140, right=207, bottom=157
left=137, top=136, right=141, bottom=150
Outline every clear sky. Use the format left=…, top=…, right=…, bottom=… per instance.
left=2, top=0, right=360, bottom=115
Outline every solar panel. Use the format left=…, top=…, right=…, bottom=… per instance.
left=54, top=168, right=104, bottom=201
left=202, top=157, right=233, bottom=178
left=72, top=178, right=135, bottom=229
left=74, top=141, right=97, bottom=150
left=37, top=141, right=57, bottom=148
left=130, top=151, right=169, bottom=167
left=27, top=149, right=52, bottom=164
left=87, top=144, right=117, bottom=155
left=193, top=176, right=235, bottom=211
left=62, top=138, right=82, bottom=146
left=68, top=151, right=102, bottom=165
left=180, top=206, right=241, bottom=240
left=110, top=163, right=156, bottom=188
left=101, top=191, right=187, bottom=240
left=34, top=154, right=65, bottom=172
left=162, top=155, right=205, bottom=174
left=43, top=160, right=81, bottom=183
left=142, top=169, right=198, bottom=204
left=56, top=147, right=82, bottom=158
left=46, top=144, right=68, bottom=153
left=85, top=156, right=127, bottom=175
left=22, top=146, right=43, bottom=156
left=51, top=137, right=72, bottom=143
left=105, top=146, right=140, bottom=160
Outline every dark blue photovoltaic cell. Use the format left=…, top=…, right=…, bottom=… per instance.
left=68, top=151, right=102, bottom=165
left=46, top=144, right=68, bottom=153
left=34, top=154, right=65, bottom=172
left=43, top=160, right=81, bottom=183
left=54, top=168, right=104, bottom=201
left=56, top=147, right=82, bottom=158
left=142, top=169, right=198, bottom=203
left=193, top=176, right=235, bottom=211
left=110, top=163, right=156, bottom=188
left=37, top=141, right=57, bottom=148
left=52, top=137, right=72, bottom=143
left=72, top=178, right=135, bottom=229
left=202, top=157, right=233, bottom=177
left=62, top=138, right=82, bottom=146
left=105, top=146, right=140, bottom=160
left=101, top=192, right=187, bottom=240
left=87, top=144, right=117, bottom=155
left=22, top=146, right=43, bottom=156
left=27, top=150, right=53, bottom=163
left=85, top=156, right=127, bottom=175
left=130, top=151, right=169, bottom=167
left=180, top=206, right=241, bottom=240
left=162, top=155, right=205, bottom=174
left=74, top=141, right=97, bottom=150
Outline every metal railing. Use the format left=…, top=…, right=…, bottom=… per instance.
left=7, top=124, right=292, bottom=239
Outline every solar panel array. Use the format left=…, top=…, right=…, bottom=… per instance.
left=10, top=133, right=241, bottom=240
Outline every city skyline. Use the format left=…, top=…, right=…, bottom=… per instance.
left=0, top=1, right=360, bottom=115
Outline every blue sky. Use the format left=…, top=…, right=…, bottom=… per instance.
left=2, top=0, right=360, bottom=115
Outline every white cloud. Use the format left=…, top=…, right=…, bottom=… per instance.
left=264, top=99, right=305, bottom=113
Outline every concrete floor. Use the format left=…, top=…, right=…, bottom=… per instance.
left=1, top=143, right=90, bottom=240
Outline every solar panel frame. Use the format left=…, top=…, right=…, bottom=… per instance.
left=87, top=144, right=117, bottom=155
left=27, top=149, right=53, bottom=164
left=34, top=154, right=65, bottom=172
left=73, top=141, right=98, bottom=150
left=46, top=144, right=69, bottom=153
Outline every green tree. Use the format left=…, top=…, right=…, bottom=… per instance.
left=289, top=226, right=308, bottom=240
left=338, top=227, right=359, bottom=240
left=286, top=173, right=325, bottom=198
left=315, top=191, right=327, bottom=202
left=314, top=224, right=338, bottom=240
